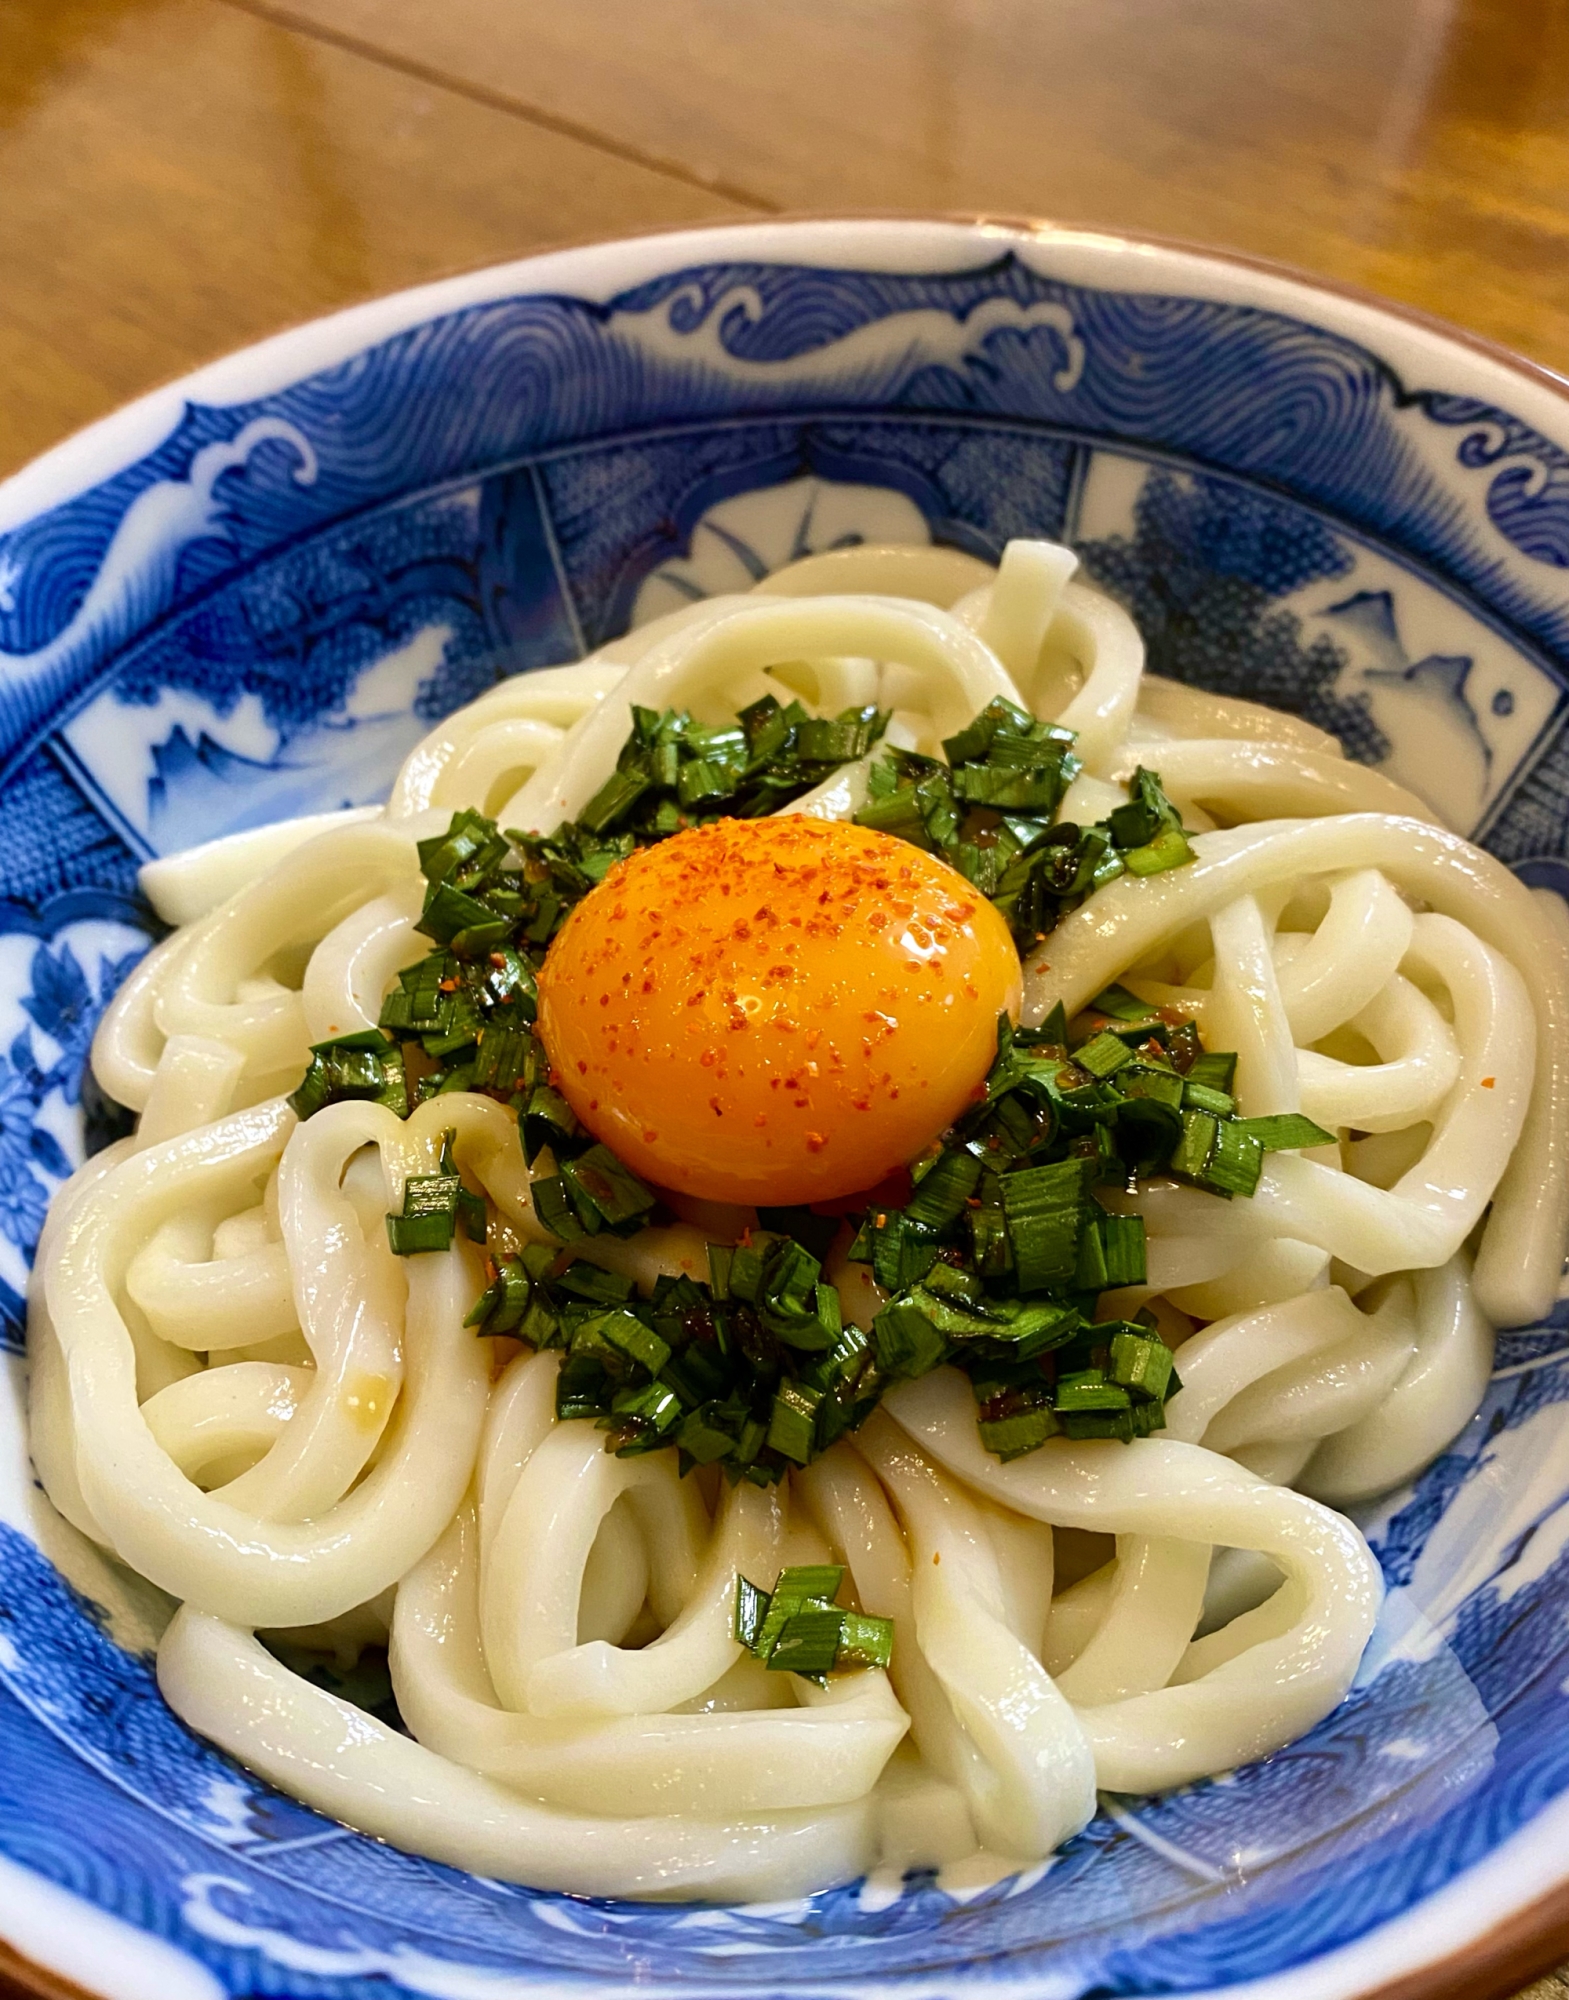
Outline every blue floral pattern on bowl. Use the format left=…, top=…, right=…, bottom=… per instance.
left=1, top=220, right=1568, bottom=2000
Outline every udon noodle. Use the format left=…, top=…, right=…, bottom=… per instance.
left=29, top=537, right=1564, bottom=1900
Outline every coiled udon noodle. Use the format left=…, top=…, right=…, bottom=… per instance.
left=30, top=537, right=1566, bottom=1899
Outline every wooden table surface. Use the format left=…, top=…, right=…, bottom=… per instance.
left=5, top=0, right=1569, bottom=484
left=2, top=0, right=1569, bottom=1995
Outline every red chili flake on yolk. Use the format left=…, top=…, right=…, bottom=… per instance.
left=534, top=815, right=1020, bottom=1204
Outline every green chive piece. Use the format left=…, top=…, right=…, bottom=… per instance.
left=1109, top=1329, right=1175, bottom=1402
left=727, top=1243, right=766, bottom=1304
left=457, top=1185, right=487, bottom=1245
left=555, top=1262, right=636, bottom=1305
left=576, top=1308, right=671, bottom=1377
left=1073, top=1210, right=1110, bottom=1292
left=289, top=1031, right=408, bottom=1121
left=1059, top=1406, right=1136, bottom=1441
left=519, top=1086, right=578, bottom=1166
left=677, top=757, right=740, bottom=809
left=1075, top=1031, right=1135, bottom=1079
left=969, top=1173, right=1014, bottom=1277
left=872, top=1300, right=947, bottom=1380
left=1204, top=1120, right=1265, bottom=1198
left=416, top=882, right=513, bottom=954
left=385, top=1209, right=455, bottom=1256
left=767, top=1607, right=844, bottom=1676
left=1088, top=983, right=1155, bottom=1022
left=1054, top=1369, right=1132, bottom=1414
left=951, top=764, right=1071, bottom=812
left=559, top=1144, right=657, bottom=1233
left=735, top=1575, right=771, bottom=1649
left=385, top=1128, right=478, bottom=1256
left=904, top=1148, right=982, bottom=1231
left=853, top=791, right=935, bottom=845
left=754, top=1566, right=842, bottom=1658
left=607, top=1378, right=684, bottom=1442
left=578, top=767, right=651, bottom=833
left=1098, top=1213, right=1148, bottom=1288
left=1115, top=1062, right=1184, bottom=1109
left=867, top=1212, right=940, bottom=1293
left=465, top=1257, right=533, bottom=1334
left=1110, top=1099, right=1181, bottom=1179
left=555, top=1352, right=611, bottom=1421
left=680, top=1406, right=741, bottom=1465
left=1122, top=823, right=1195, bottom=876
left=757, top=1238, right=833, bottom=1348
left=836, top=1609, right=895, bottom=1671
left=736, top=1567, right=892, bottom=1678
left=978, top=1407, right=1062, bottom=1459
left=1170, top=1108, right=1219, bottom=1182
left=1233, top=1113, right=1337, bottom=1151
left=1001, top=1158, right=1092, bottom=1293
left=772, top=1564, right=845, bottom=1602
left=1187, top=1050, right=1238, bottom=1092
left=531, top=1174, right=593, bottom=1240
left=706, top=1243, right=735, bottom=1299
left=766, top=1381, right=822, bottom=1464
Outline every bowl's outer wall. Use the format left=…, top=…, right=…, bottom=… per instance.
left=1, top=219, right=1569, bottom=2000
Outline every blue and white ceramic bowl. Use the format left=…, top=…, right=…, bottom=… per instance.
left=2, top=217, right=1569, bottom=2000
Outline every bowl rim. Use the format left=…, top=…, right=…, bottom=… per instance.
left=2, top=210, right=1568, bottom=2000
left=8, top=207, right=1569, bottom=533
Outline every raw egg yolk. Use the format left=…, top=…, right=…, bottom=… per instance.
left=536, top=815, right=1022, bottom=1205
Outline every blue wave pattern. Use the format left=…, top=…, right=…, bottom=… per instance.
left=7, top=252, right=1569, bottom=741
left=0, top=245, right=1567, bottom=1996
left=1421, top=395, right=1569, bottom=569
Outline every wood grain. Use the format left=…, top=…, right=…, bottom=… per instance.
left=0, top=0, right=744, bottom=477
left=0, top=1942, right=96, bottom=2000
left=246, top=0, right=1569, bottom=374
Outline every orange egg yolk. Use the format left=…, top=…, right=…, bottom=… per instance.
left=536, top=815, right=1023, bottom=1205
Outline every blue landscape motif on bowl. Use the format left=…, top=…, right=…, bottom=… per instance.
left=0, top=221, right=1568, bottom=2000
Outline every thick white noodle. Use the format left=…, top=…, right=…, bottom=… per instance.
left=390, top=1504, right=905, bottom=1817
left=1025, top=816, right=1559, bottom=1323
left=159, top=1605, right=879, bottom=1900
left=1123, top=741, right=1441, bottom=829
left=852, top=1412, right=1097, bottom=1858
left=386, top=663, right=624, bottom=821
left=46, top=1103, right=491, bottom=1625
left=1303, top=1255, right=1495, bottom=1504
left=140, top=807, right=383, bottom=926
left=1132, top=675, right=1343, bottom=754
left=887, top=1369, right=1382, bottom=1791
left=33, top=533, right=1557, bottom=1900
left=752, top=544, right=995, bottom=608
